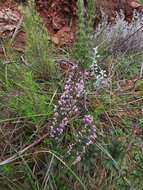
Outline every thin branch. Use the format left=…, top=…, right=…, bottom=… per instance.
left=0, top=132, right=49, bottom=166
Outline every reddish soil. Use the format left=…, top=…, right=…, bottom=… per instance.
left=96, top=0, right=143, bottom=23
left=0, top=0, right=23, bottom=50
left=36, top=0, right=77, bottom=45
left=0, top=0, right=142, bottom=48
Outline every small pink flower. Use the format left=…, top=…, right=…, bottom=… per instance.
left=83, top=115, right=93, bottom=125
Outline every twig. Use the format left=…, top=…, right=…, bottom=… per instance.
left=11, top=16, right=24, bottom=43
left=0, top=132, right=49, bottom=166
left=140, top=63, right=143, bottom=78
left=117, top=24, right=143, bottom=51
left=128, top=97, right=143, bottom=104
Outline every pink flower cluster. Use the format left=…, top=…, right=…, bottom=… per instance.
left=72, top=115, right=97, bottom=165
left=49, top=62, right=97, bottom=162
left=50, top=63, right=85, bottom=138
left=83, top=115, right=97, bottom=146
left=76, top=115, right=97, bottom=149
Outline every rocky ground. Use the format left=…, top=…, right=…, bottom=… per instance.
left=0, top=0, right=142, bottom=48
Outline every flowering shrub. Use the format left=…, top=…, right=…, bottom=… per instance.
left=89, top=47, right=109, bottom=89
left=47, top=61, right=98, bottom=162
left=94, top=11, right=143, bottom=53
left=69, top=114, right=97, bottom=165
left=48, top=44, right=110, bottom=160
left=49, top=63, right=85, bottom=138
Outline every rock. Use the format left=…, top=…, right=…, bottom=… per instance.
left=130, top=1, right=141, bottom=8
left=96, top=0, right=143, bottom=24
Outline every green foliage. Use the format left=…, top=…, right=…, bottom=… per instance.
left=139, top=118, right=143, bottom=128
left=1, top=165, right=13, bottom=176
left=87, top=0, right=96, bottom=29
left=24, top=2, right=57, bottom=80
left=8, top=72, right=52, bottom=123
left=115, top=53, right=143, bottom=79
left=0, top=59, right=26, bottom=90
left=73, top=0, right=95, bottom=69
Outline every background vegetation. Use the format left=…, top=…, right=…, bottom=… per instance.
left=0, top=0, right=143, bottom=190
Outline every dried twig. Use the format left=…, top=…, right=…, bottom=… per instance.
left=11, top=16, right=24, bottom=43
left=0, top=132, right=49, bottom=166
